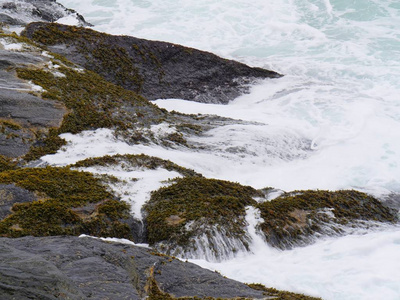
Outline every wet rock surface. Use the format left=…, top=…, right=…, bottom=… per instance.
left=257, top=190, right=399, bottom=249
left=0, top=236, right=265, bottom=300
left=0, top=49, right=66, bottom=157
left=23, top=22, right=282, bottom=104
left=0, top=0, right=91, bottom=26
left=0, top=184, right=36, bottom=219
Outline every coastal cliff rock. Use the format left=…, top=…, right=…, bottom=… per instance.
left=22, top=22, right=281, bottom=104
left=0, top=3, right=397, bottom=299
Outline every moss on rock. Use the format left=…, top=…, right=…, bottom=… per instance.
left=257, top=190, right=397, bottom=249
left=144, top=177, right=262, bottom=252
left=72, top=154, right=202, bottom=178
left=0, top=155, right=17, bottom=172
left=0, top=167, right=133, bottom=239
left=16, top=61, right=165, bottom=160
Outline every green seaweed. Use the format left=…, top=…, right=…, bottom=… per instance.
left=72, top=154, right=201, bottom=178
left=257, top=190, right=397, bottom=248
left=16, top=62, right=164, bottom=160
left=144, top=177, right=261, bottom=247
left=0, top=155, right=17, bottom=172
left=0, top=167, right=132, bottom=239
left=25, top=23, right=164, bottom=92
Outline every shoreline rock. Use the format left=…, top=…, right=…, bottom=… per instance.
left=22, top=22, right=282, bottom=104
left=0, top=0, right=91, bottom=27
left=0, top=235, right=319, bottom=300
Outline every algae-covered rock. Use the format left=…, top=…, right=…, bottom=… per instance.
left=0, top=183, right=36, bottom=220
left=22, top=22, right=282, bottom=104
left=145, top=182, right=398, bottom=255
left=257, top=190, right=398, bottom=249
left=0, top=167, right=137, bottom=240
left=15, top=60, right=166, bottom=160
left=0, top=47, right=66, bottom=158
left=144, top=177, right=263, bottom=260
left=72, top=154, right=202, bottom=178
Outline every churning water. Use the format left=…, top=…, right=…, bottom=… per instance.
left=54, top=1, right=400, bottom=299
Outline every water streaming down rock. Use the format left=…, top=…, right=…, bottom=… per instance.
left=160, top=225, right=252, bottom=262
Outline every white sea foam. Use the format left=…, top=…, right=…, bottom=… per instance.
left=52, top=0, right=400, bottom=298
left=79, top=234, right=149, bottom=248
left=191, top=225, right=400, bottom=300
left=74, top=164, right=181, bottom=219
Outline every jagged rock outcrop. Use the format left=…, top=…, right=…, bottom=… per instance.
left=0, top=235, right=266, bottom=300
left=0, top=0, right=91, bottom=26
left=22, top=22, right=282, bottom=104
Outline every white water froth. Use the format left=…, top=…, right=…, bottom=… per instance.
left=56, top=0, right=400, bottom=196
left=79, top=234, right=149, bottom=248
left=191, top=225, right=400, bottom=300
left=164, top=225, right=250, bottom=262
left=75, top=165, right=181, bottom=220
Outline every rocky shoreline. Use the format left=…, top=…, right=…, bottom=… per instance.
left=0, top=1, right=399, bottom=299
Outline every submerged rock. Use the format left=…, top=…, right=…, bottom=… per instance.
left=22, top=22, right=282, bottom=104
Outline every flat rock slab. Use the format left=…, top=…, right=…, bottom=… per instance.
left=0, top=236, right=265, bottom=299
left=23, top=22, right=282, bottom=104
left=0, top=49, right=66, bottom=157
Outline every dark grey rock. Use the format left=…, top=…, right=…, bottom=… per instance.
left=0, top=13, right=25, bottom=26
left=155, top=258, right=261, bottom=298
left=23, top=22, right=282, bottom=104
left=0, top=0, right=91, bottom=26
left=0, top=89, right=65, bottom=128
left=0, top=50, right=66, bottom=158
left=0, top=236, right=265, bottom=299
left=0, top=184, right=37, bottom=219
